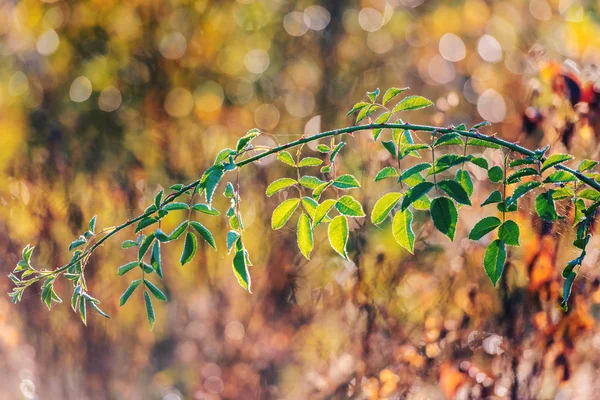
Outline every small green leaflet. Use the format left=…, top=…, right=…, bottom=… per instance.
left=312, top=181, right=332, bottom=200
left=374, top=167, right=398, bottom=181
left=543, top=170, right=576, bottom=183
left=371, top=192, right=402, bottom=225
left=277, top=151, right=296, bottom=167
left=428, top=154, right=469, bottom=175
left=151, top=241, right=163, bottom=279
left=434, top=133, right=463, bottom=147
left=437, top=180, right=471, bottom=205
left=481, top=190, right=502, bottom=206
left=469, top=216, right=501, bottom=240
left=506, top=167, right=538, bottom=184
left=271, top=198, right=300, bottom=229
left=298, top=157, right=323, bottom=167
left=119, top=279, right=142, bottom=306
left=430, top=197, right=458, bottom=241
left=335, top=195, right=365, bottom=217
left=301, top=196, right=318, bottom=218
left=169, top=221, right=188, bottom=241
left=144, top=291, right=156, bottom=330
left=372, top=112, right=392, bottom=141
left=466, top=138, right=501, bottom=149
left=266, top=178, right=297, bottom=197
left=330, top=142, right=345, bottom=162
left=236, top=128, right=260, bottom=152
left=138, top=234, right=155, bottom=260
left=484, top=240, right=506, bottom=286
left=392, top=95, right=433, bottom=112
left=122, top=240, right=138, bottom=249
left=333, top=174, right=360, bottom=189
left=204, top=165, right=224, bottom=204
left=401, top=182, right=434, bottom=210
left=577, top=189, right=600, bottom=201
left=117, top=261, right=139, bottom=276
left=313, top=199, right=337, bottom=228
left=455, top=169, right=474, bottom=197
left=144, top=279, right=167, bottom=301
left=399, top=163, right=431, bottom=182
left=135, top=217, right=158, bottom=233
left=382, top=87, right=409, bottom=105
left=316, top=144, right=330, bottom=153
left=468, top=156, right=489, bottom=170
left=578, top=159, right=598, bottom=172
left=180, top=232, right=198, bottom=266
left=226, top=231, right=240, bottom=254
left=297, top=214, right=313, bottom=259
left=506, top=181, right=541, bottom=206
left=163, top=202, right=190, bottom=211
left=487, top=166, right=503, bottom=183
left=356, top=104, right=381, bottom=123
left=541, top=153, right=573, bottom=172
left=190, top=221, right=216, bottom=250
left=392, top=209, right=414, bottom=254
left=299, top=175, right=325, bottom=189
left=498, top=220, right=520, bottom=246
left=233, top=249, right=251, bottom=292
left=346, top=102, right=370, bottom=117
left=328, top=215, right=349, bottom=259
left=561, top=271, right=576, bottom=311
left=192, top=203, right=220, bottom=216
left=535, top=191, right=560, bottom=221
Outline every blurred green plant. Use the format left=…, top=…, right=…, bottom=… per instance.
left=9, top=88, right=600, bottom=328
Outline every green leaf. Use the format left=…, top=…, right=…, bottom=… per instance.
left=316, top=144, right=330, bottom=153
left=541, top=154, right=573, bottom=172
left=117, top=261, right=139, bottom=276
left=346, top=101, right=370, bottom=117
left=138, top=234, right=155, bottom=260
left=144, top=291, right=156, bottom=329
left=535, top=191, right=560, bottom=221
left=122, top=240, right=138, bottom=249
left=266, top=178, right=297, bottom=197
left=233, top=249, right=251, bottom=292
left=382, top=140, right=397, bottom=157
left=330, top=142, right=346, bottom=162
left=204, top=166, right=224, bottom=204
left=371, top=192, right=402, bottom=225
left=335, top=195, right=365, bottom=217
left=468, top=156, right=489, bottom=170
left=169, top=221, right=188, bottom=240
left=392, top=209, right=415, bottom=254
left=298, top=157, right=323, bottom=167
left=190, top=221, right=217, bottom=250
left=382, top=87, right=409, bottom=105
left=119, top=279, right=142, bottom=306
left=214, top=148, right=235, bottom=164
left=154, top=190, right=164, bottom=209
left=89, top=301, right=109, bottom=319
left=413, top=195, right=431, bottom=211
left=506, top=167, right=538, bottom=184
left=551, top=186, right=575, bottom=200
left=498, top=220, right=520, bottom=246
left=312, top=181, right=333, bottom=199
left=561, top=271, right=577, bottom=311
left=484, top=240, right=506, bottom=286
left=271, top=198, right=300, bottom=229
left=79, top=297, right=87, bottom=325
left=392, top=95, right=433, bottom=112
left=466, top=138, right=501, bottom=149
left=277, top=151, right=296, bottom=166
left=401, top=182, right=435, bottom=211
left=455, top=169, right=474, bottom=197
left=301, top=196, right=318, bottom=217
left=481, top=190, right=502, bottom=206
left=236, top=128, right=260, bottom=152
left=367, top=88, right=380, bottom=102
left=437, top=180, right=471, bottom=205
left=180, top=232, right=198, bottom=266
left=429, top=154, right=469, bottom=175
left=226, top=231, right=240, bottom=254
left=399, top=163, right=431, bottom=182
left=135, top=217, right=158, bottom=233
left=88, top=216, right=97, bottom=232
left=434, top=133, right=463, bottom=147
left=578, top=159, right=598, bottom=172
left=192, top=203, right=220, bottom=216
left=430, top=197, right=458, bottom=240
left=297, top=214, right=314, bottom=259
left=163, top=202, right=190, bottom=211
left=497, top=200, right=518, bottom=213
left=69, top=237, right=87, bottom=252
left=471, top=121, right=491, bottom=129
left=577, top=189, right=600, bottom=201
left=328, top=215, right=349, bottom=259
left=372, top=112, right=392, bottom=141
left=469, top=216, right=502, bottom=240
left=510, top=157, right=537, bottom=168
left=356, top=104, right=381, bottom=123
left=299, top=175, right=325, bottom=189
left=506, top=181, right=541, bottom=206
left=374, top=167, right=398, bottom=181
left=487, top=166, right=503, bottom=183
left=543, top=170, right=576, bottom=183
left=333, top=174, right=360, bottom=189
left=150, top=241, right=163, bottom=279
left=313, top=199, right=337, bottom=227
left=144, top=279, right=167, bottom=301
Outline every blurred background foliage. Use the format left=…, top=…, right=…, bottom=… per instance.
left=2, top=0, right=600, bottom=398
